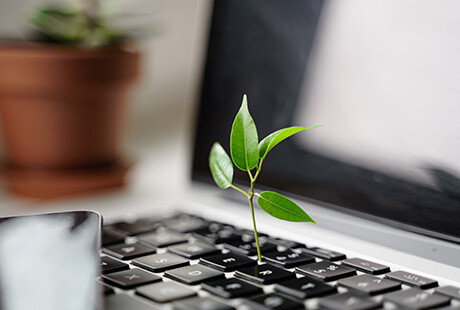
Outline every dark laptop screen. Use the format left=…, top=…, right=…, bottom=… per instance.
left=192, top=0, right=460, bottom=243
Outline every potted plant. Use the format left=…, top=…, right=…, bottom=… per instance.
left=0, top=2, right=154, bottom=198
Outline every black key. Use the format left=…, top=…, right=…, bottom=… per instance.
left=162, top=214, right=209, bottom=233
left=102, top=268, right=161, bottom=289
left=200, top=253, right=256, bottom=272
left=105, top=220, right=156, bottom=236
left=269, top=238, right=305, bottom=249
left=102, top=228, right=125, bottom=246
left=296, top=261, right=356, bottom=282
left=173, top=296, right=234, bottom=310
left=299, top=247, right=346, bottom=261
left=240, top=233, right=261, bottom=243
left=136, top=281, right=196, bottom=303
left=274, top=276, right=336, bottom=299
left=224, top=239, right=277, bottom=256
left=233, top=228, right=269, bottom=238
left=436, top=285, right=460, bottom=300
left=192, top=222, right=225, bottom=236
left=385, top=287, right=450, bottom=309
left=235, top=264, right=295, bottom=285
left=385, top=270, right=438, bottom=289
left=319, top=292, right=382, bottom=310
left=168, top=241, right=220, bottom=259
left=164, top=264, right=224, bottom=285
left=138, top=229, right=188, bottom=247
left=231, top=231, right=271, bottom=246
left=342, top=258, right=390, bottom=275
left=100, top=256, right=129, bottom=274
left=192, top=225, right=240, bottom=244
left=132, top=252, right=189, bottom=272
left=241, top=293, right=304, bottom=310
left=263, top=250, right=315, bottom=268
left=102, top=242, right=156, bottom=260
left=202, top=278, right=263, bottom=298
left=337, top=274, right=401, bottom=296
left=193, top=231, right=241, bottom=245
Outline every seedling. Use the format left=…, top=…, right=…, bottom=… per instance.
left=209, top=94, right=319, bottom=261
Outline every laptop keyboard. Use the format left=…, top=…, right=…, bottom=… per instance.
left=99, top=213, right=460, bottom=309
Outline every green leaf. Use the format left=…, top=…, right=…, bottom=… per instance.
left=30, top=8, right=80, bottom=42
left=259, top=126, right=321, bottom=160
left=230, top=95, right=259, bottom=171
left=209, top=142, right=234, bottom=189
left=257, top=191, right=316, bottom=223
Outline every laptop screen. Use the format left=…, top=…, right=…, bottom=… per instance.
left=192, top=0, right=460, bottom=243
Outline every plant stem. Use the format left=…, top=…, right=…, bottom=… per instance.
left=253, top=159, right=264, bottom=182
left=248, top=176, right=262, bottom=262
left=230, top=184, right=249, bottom=197
left=249, top=197, right=262, bottom=262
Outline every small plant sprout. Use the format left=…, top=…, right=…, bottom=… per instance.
left=209, top=94, right=319, bottom=262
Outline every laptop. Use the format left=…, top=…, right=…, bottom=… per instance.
left=3, top=1, right=460, bottom=309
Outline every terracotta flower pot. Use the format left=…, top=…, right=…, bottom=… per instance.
left=0, top=44, right=140, bottom=198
